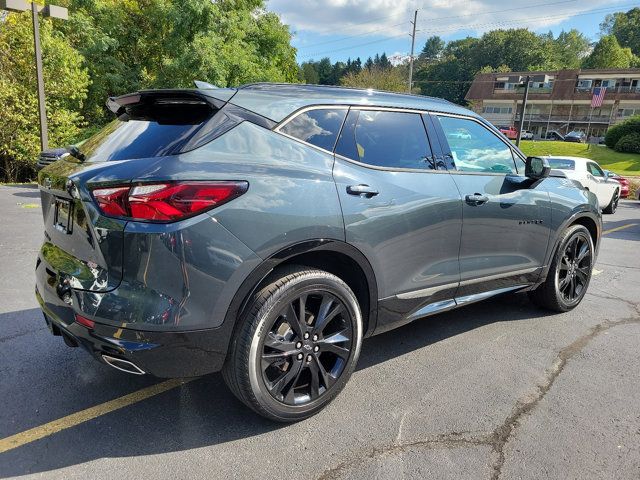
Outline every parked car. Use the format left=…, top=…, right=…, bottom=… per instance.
left=499, top=126, right=518, bottom=140
left=546, top=156, right=620, bottom=213
left=36, top=84, right=601, bottom=421
left=603, top=170, right=630, bottom=198
left=36, top=147, right=68, bottom=171
left=545, top=130, right=564, bottom=141
left=521, top=130, right=534, bottom=140
left=564, top=131, right=586, bottom=143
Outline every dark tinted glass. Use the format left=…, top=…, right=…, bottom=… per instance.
left=79, top=103, right=215, bottom=162
left=587, top=162, right=604, bottom=177
left=337, top=110, right=433, bottom=170
left=547, top=158, right=575, bottom=170
left=437, top=116, right=516, bottom=174
left=280, top=108, right=347, bottom=151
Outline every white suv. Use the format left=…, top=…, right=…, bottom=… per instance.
left=546, top=156, right=620, bottom=213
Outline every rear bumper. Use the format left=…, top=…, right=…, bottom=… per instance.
left=35, top=284, right=229, bottom=378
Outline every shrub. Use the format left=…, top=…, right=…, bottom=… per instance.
left=614, top=132, right=640, bottom=153
left=605, top=115, right=640, bottom=148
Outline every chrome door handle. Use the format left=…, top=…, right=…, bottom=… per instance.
left=347, top=184, right=379, bottom=197
left=465, top=193, right=489, bottom=206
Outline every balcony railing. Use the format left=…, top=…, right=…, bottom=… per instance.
left=574, top=86, right=640, bottom=94
left=514, top=114, right=613, bottom=123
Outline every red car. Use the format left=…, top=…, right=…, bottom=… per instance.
left=605, top=170, right=630, bottom=198
left=499, top=126, right=518, bottom=140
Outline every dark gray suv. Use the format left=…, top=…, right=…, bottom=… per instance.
left=36, top=83, right=601, bottom=421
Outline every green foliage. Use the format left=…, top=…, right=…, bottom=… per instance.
left=601, top=8, right=640, bottom=56
left=604, top=115, right=640, bottom=148
left=582, top=35, right=637, bottom=69
left=0, top=12, right=89, bottom=182
left=420, top=36, right=445, bottom=62
left=340, top=67, right=406, bottom=93
left=614, top=132, right=640, bottom=153
left=553, top=30, right=591, bottom=69
left=60, top=0, right=298, bottom=124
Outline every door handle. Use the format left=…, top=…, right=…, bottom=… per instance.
left=347, top=184, right=379, bottom=197
left=465, top=193, right=489, bottom=206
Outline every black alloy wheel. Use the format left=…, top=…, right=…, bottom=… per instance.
left=261, top=291, right=353, bottom=405
left=556, top=232, right=592, bottom=305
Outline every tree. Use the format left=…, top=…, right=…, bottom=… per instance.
left=553, top=29, right=591, bottom=69
left=420, top=36, right=445, bottom=62
left=601, top=8, right=640, bottom=56
left=61, top=0, right=298, bottom=124
left=582, top=35, right=636, bottom=69
left=316, top=57, right=333, bottom=84
left=300, top=62, right=319, bottom=84
left=469, top=29, right=554, bottom=72
left=379, top=53, right=391, bottom=69
left=0, top=11, right=89, bottom=182
left=415, top=58, right=473, bottom=105
left=364, top=57, right=374, bottom=70
left=340, top=66, right=406, bottom=92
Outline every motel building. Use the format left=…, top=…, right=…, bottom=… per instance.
left=465, top=68, right=640, bottom=140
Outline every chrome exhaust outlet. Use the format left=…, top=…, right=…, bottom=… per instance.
left=102, top=355, right=146, bottom=375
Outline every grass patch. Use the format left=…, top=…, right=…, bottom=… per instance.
left=518, top=141, right=640, bottom=176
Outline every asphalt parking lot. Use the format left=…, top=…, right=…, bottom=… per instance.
left=1, top=184, right=639, bottom=479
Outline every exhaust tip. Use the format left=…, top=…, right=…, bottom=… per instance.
left=102, top=355, right=145, bottom=375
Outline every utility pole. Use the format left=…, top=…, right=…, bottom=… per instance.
left=516, top=75, right=530, bottom=147
left=408, top=9, right=418, bottom=93
left=1, top=1, right=68, bottom=151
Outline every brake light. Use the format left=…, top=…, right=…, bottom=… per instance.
left=92, top=181, right=248, bottom=222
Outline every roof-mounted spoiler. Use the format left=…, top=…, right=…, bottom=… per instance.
left=106, top=89, right=231, bottom=117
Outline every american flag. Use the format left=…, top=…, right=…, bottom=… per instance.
left=591, top=87, right=606, bottom=108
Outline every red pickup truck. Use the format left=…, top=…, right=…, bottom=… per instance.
left=499, top=126, right=518, bottom=140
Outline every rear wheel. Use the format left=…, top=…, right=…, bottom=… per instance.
left=223, top=266, right=362, bottom=422
left=529, top=225, right=594, bottom=312
left=603, top=189, right=619, bottom=214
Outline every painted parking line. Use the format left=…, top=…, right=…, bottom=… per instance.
left=0, top=378, right=194, bottom=454
left=602, top=223, right=638, bottom=235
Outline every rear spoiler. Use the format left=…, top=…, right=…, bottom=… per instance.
left=106, top=89, right=237, bottom=117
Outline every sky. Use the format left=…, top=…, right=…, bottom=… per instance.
left=267, top=0, right=636, bottom=63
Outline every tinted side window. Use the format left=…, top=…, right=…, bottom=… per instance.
left=587, top=162, right=604, bottom=177
left=336, top=110, right=434, bottom=170
left=437, top=116, right=517, bottom=174
left=280, top=108, right=347, bottom=151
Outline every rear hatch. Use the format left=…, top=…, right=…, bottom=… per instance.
left=38, top=89, right=231, bottom=292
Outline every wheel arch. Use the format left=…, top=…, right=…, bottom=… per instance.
left=221, top=239, right=378, bottom=361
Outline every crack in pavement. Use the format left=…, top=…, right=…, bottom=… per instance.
left=316, top=301, right=640, bottom=480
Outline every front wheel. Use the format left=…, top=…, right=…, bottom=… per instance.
left=223, top=266, right=363, bottom=422
left=529, top=225, right=594, bottom=312
left=603, top=189, right=619, bottom=214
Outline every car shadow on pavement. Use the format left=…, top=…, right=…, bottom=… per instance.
left=0, top=294, right=551, bottom=477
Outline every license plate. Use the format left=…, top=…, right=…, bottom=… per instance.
left=54, top=198, right=73, bottom=234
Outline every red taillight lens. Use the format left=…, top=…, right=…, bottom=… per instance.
left=91, top=181, right=248, bottom=222
left=75, top=313, right=95, bottom=328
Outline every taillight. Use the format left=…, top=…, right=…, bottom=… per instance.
left=75, top=313, right=95, bottom=329
left=91, top=181, right=248, bottom=222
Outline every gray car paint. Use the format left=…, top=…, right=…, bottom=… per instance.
left=36, top=84, right=602, bottom=377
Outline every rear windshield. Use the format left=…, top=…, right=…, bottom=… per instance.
left=547, top=158, right=575, bottom=170
left=78, top=102, right=217, bottom=162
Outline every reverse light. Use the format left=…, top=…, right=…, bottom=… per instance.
left=91, top=181, right=248, bottom=222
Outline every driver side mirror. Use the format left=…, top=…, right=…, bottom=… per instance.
left=525, top=156, right=550, bottom=180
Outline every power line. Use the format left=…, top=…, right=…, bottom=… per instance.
left=303, top=4, right=638, bottom=60
left=298, top=0, right=578, bottom=54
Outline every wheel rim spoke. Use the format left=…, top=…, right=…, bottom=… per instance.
left=261, top=289, right=353, bottom=406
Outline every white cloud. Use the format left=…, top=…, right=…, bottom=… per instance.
left=269, top=0, right=626, bottom=48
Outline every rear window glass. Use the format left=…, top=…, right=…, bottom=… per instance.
left=547, top=158, right=575, bottom=170
left=78, top=102, right=216, bottom=162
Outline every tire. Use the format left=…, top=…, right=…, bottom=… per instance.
left=528, top=224, right=594, bottom=312
left=602, top=188, right=619, bottom=214
left=223, top=266, right=363, bottom=422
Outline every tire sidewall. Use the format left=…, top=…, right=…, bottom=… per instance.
left=247, top=272, right=362, bottom=421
